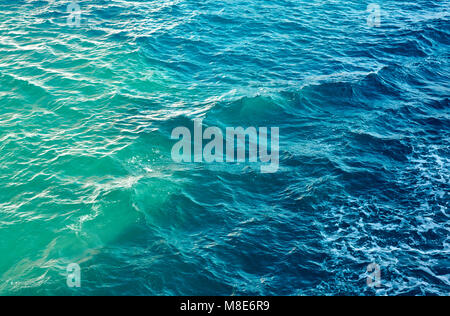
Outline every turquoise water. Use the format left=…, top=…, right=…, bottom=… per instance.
left=0, top=0, right=449, bottom=295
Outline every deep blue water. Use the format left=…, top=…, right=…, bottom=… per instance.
left=0, top=0, right=449, bottom=295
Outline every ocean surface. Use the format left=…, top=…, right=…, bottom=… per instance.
left=0, top=0, right=449, bottom=295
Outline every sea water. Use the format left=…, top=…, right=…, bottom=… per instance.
left=0, top=0, right=448, bottom=295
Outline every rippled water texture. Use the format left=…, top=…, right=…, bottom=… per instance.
left=0, top=0, right=449, bottom=295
